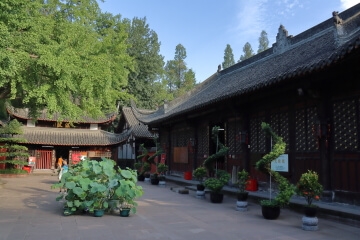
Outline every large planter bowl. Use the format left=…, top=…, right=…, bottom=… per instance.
left=210, top=192, right=224, bottom=203
left=120, top=208, right=131, bottom=217
left=137, top=175, right=145, bottom=181
left=151, top=178, right=159, bottom=185
left=304, top=205, right=318, bottom=217
left=237, top=192, right=249, bottom=201
left=261, top=205, right=280, bottom=220
left=94, top=209, right=105, bottom=217
left=197, top=184, right=205, bottom=191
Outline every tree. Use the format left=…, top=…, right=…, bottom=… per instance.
left=0, top=119, right=29, bottom=171
left=163, top=44, right=196, bottom=96
left=0, top=0, right=133, bottom=121
left=258, top=30, right=269, bottom=53
left=124, top=17, right=164, bottom=109
left=222, top=44, right=235, bottom=69
left=238, top=42, right=255, bottom=62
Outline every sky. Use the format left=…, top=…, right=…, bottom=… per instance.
left=98, top=0, right=360, bottom=83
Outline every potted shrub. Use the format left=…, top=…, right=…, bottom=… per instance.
left=143, top=162, right=151, bottom=181
left=237, top=169, right=249, bottom=201
left=150, top=172, right=160, bottom=185
left=255, top=122, right=295, bottom=220
left=134, top=162, right=145, bottom=181
left=236, top=169, right=249, bottom=211
left=204, top=170, right=230, bottom=203
left=157, top=163, right=168, bottom=185
left=193, top=166, right=207, bottom=198
left=193, top=166, right=207, bottom=191
left=296, top=170, right=323, bottom=231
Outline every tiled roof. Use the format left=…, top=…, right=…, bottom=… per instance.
left=132, top=5, right=360, bottom=124
left=6, top=105, right=117, bottom=124
left=120, top=107, right=155, bottom=138
left=14, top=126, right=130, bottom=146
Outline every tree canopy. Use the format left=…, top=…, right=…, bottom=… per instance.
left=163, top=44, right=196, bottom=99
left=124, top=17, right=164, bottom=110
left=0, top=0, right=133, bottom=121
left=222, top=44, right=235, bottom=69
left=258, top=30, right=269, bottom=53
left=238, top=42, right=255, bottom=62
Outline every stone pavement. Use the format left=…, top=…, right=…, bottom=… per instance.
left=0, top=174, right=360, bottom=240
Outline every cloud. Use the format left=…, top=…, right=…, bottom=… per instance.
left=340, top=0, right=360, bottom=9
left=233, top=1, right=269, bottom=44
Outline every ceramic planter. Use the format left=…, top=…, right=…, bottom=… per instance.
left=210, top=192, right=223, bottom=203
left=120, top=208, right=131, bottom=217
left=261, top=205, right=280, bottom=220
left=94, top=209, right=105, bottom=217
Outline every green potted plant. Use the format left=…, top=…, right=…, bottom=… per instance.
left=150, top=172, right=160, bottom=185
left=134, top=161, right=145, bottom=181
left=296, top=170, right=323, bottom=217
left=112, top=168, right=144, bottom=217
left=157, top=163, right=168, bottom=185
left=255, top=122, right=295, bottom=220
left=52, top=158, right=144, bottom=217
left=193, top=166, right=207, bottom=191
left=89, top=181, right=109, bottom=217
left=142, top=162, right=151, bottom=181
left=204, top=169, right=230, bottom=203
left=237, top=169, right=249, bottom=201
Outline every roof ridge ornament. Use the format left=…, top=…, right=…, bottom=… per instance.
left=273, top=25, right=292, bottom=54
left=332, top=11, right=343, bottom=25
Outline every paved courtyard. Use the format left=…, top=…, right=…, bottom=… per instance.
left=0, top=174, right=359, bottom=240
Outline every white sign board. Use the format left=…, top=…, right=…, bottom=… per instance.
left=271, top=154, right=288, bottom=172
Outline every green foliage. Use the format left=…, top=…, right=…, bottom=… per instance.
left=238, top=42, right=255, bottom=62
left=296, top=170, right=323, bottom=206
left=0, top=0, right=133, bottom=120
left=222, top=44, right=235, bottom=69
left=0, top=168, right=28, bottom=174
left=163, top=44, right=196, bottom=97
left=157, top=163, right=168, bottom=174
left=237, top=169, right=249, bottom=193
left=204, top=126, right=229, bottom=172
left=255, top=122, right=295, bottom=207
left=204, top=170, right=230, bottom=193
left=142, top=162, right=151, bottom=173
left=134, top=161, right=143, bottom=173
left=257, top=30, right=269, bottom=53
left=52, top=158, right=143, bottom=215
left=124, top=17, right=164, bottom=109
left=193, top=166, right=207, bottom=185
left=0, top=119, right=29, bottom=168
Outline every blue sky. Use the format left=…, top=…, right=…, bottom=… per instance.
left=98, top=0, right=360, bottom=83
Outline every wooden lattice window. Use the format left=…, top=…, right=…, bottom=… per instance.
left=227, top=120, right=242, bottom=155
left=270, top=112, right=289, bottom=151
left=250, top=116, right=266, bottom=153
left=295, top=106, right=318, bottom=151
left=333, top=99, right=358, bottom=151
left=197, top=125, right=209, bottom=155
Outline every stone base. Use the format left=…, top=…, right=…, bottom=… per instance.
left=144, top=177, right=150, bottom=182
left=302, top=216, right=319, bottom=231
left=159, top=181, right=166, bottom=187
left=196, top=190, right=205, bottom=199
left=236, top=201, right=248, bottom=212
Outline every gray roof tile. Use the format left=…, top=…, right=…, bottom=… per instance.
left=15, top=126, right=130, bottom=146
left=132, top=5, right=360, bottom=124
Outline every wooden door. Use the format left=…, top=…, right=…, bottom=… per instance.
left=35, top=150, right=53, bottom=169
